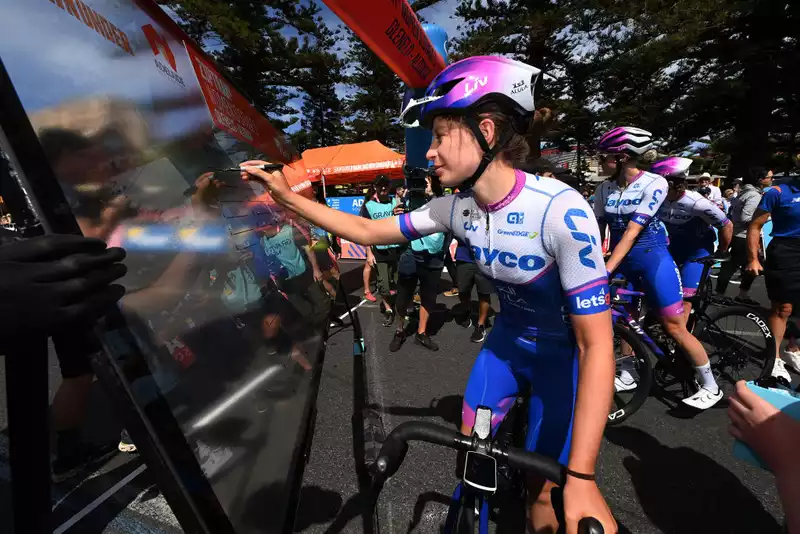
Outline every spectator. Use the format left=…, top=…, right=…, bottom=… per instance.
left=715, top=167, right=773, bottom=304
left=723, top=188, right=734, bottom=215
left=746, top=173, right=800, bottom=380
left=732, top=176, right=743, bottom=198
left=451, top=235, right=493, bottom=343
left=389, top=176, right=447, bottom=352
left=361, top=175, right=406, bottom=325
left=728, top=381, right=800, bottom=534
left=698, top=172, right=724, bottom=209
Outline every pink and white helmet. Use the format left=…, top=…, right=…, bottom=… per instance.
left=400, top=56, right=541, bottom=131
left=651, top=157, right=693, bottom=179
left=597, top=126, right=655, bottom=156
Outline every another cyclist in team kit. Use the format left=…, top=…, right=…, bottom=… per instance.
left=651, top=156, right=734, bottom=319
left=240, top=56, right=617, bottom=534
left=594, top=128, right=723, bottom=410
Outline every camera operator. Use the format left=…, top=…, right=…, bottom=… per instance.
left=715, top=167, right=773, bottom=303
left=389, top=175, right=448, bottom=352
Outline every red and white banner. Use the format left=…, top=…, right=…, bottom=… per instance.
left=185, top=45, right=296, bottom=163
left=321, top=0, right=445, bottom=88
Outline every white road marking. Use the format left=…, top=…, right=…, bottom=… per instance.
left=338, top=298, right=369, bottom=321
left=52, top=464, right=147, bottom=534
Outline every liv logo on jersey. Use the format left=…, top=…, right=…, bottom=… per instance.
left=464, top=222, right=479, bottom=232
left=563, top=208, right=597, bottom=268
left=507, top=212, right=525, bottom=224
left=470, top=247, right=545, bottom=271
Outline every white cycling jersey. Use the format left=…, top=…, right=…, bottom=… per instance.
left=659, top=190, right=729, bottom=251
left=398, top=170, right=608, bottom=337
left=593, top=171, right=669, bottom=249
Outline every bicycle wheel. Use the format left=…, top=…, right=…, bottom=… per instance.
left=694, top=306, right=776, bottom=390
left=608, top=323, right=654, bottom=425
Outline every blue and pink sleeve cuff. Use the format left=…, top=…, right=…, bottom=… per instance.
left=398, top=213, right=422, bottom=240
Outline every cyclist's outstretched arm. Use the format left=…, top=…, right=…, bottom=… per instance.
left=544, top=190, right=617, bottom=534
left=606, top=176, right=668, bottom=273
left=746, top=210, right=770, bottom=274
left=241, top=162, right=416, bottom=245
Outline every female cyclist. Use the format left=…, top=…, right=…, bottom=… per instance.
left=651, top=156, right=733, bottom=319
left=594, top=128, right=723, bottom=409
left=240, top=56, right=617, bottom=534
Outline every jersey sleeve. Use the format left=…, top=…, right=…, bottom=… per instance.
left=543, top=189, right=610, bottom=316
left=758, top=186, right=781, bottom=213
left=592, top=183, right=606, bottom=219
left=693, top=196, right=730, bottom=227
left=398, top=195, right=453, bottom=240
left=631, top=176, right=668, bottom=227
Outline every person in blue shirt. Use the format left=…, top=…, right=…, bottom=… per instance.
left=746, top=176, right=800, bottom=379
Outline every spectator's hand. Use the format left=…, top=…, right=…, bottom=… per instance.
left=728, top=380, right=800, bottom=473
left=312, top=266, right=323, bottom=282
left=0, top=235, right=127, bottom=344
left=240, top=160, right=292, bottom=202
left=746, top=259, right=764, bottom=276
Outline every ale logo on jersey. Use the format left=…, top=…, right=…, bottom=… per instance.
left=142, top=24, right=186, bottom=87
left=507, top=212, right=524, bottom=224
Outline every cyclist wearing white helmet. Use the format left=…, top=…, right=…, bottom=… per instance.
left=594, top=129, right=723, bottom=410
left=239, top=56, right=617, bottom=534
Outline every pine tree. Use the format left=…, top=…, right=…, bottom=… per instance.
left=291, top=21, right=346, bottom=150
left=342, top=32, right=406, bottom=150
left=165, top=0, right=324, bottom=130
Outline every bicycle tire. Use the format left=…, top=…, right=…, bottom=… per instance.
left=694, top=306, right=776, bottom=389
left=608, top=323, right=654, bottom=426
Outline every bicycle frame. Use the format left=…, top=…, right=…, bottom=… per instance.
left=611, top=256, right=719, bottom=361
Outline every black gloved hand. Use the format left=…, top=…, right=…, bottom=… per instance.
left=0, top=234, right=127, bottom=342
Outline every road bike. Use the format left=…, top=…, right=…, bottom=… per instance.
left=371, top=404, right=604, bottom=534
left=608, top=255, right=776, bottom=424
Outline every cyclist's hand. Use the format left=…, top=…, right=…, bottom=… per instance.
left=728, top=380, right=800, bottom=473
left=563, top=477, right=617, bottom=534
left=746, top=259, right=764, bottom=276
left=239, top=160, right=292, bottom=202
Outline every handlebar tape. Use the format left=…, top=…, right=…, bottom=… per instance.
left=375, top=421, right=467, bottom=479
left=505, top=446, right=566, bottom=486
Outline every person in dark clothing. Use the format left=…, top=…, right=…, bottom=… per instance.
left=715, top=167, right=773, bottom=303
left=389, top=177, right=447, bottom=352
left=452, top=237, right=494, bottom=343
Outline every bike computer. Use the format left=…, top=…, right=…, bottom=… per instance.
left=463, top=451, right=497, bottom=494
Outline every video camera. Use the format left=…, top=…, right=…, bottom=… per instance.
left=403, top=164, right=441, bottom=211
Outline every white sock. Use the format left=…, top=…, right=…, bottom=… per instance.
left=619, top=369, right=636, bottom=384
left=695, top=363, right=719, bottom=394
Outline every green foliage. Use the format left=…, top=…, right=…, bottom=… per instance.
left=341, top=31, right=406, bottom=150
left=452, top=0, right=799, bottom=175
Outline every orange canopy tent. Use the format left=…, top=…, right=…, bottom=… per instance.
left=302, top=140, right=405, bottom=186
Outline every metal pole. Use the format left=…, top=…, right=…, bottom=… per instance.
left=5, top=335, right=51, bottom=534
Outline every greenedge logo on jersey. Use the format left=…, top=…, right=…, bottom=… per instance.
left=497, top=229, right=539, bottom=239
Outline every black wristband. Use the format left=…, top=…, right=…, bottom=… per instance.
left=566, top=468, right=596, bottom=481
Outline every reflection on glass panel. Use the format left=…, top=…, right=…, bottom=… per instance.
left=0, top=1, right=335, bottom=531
